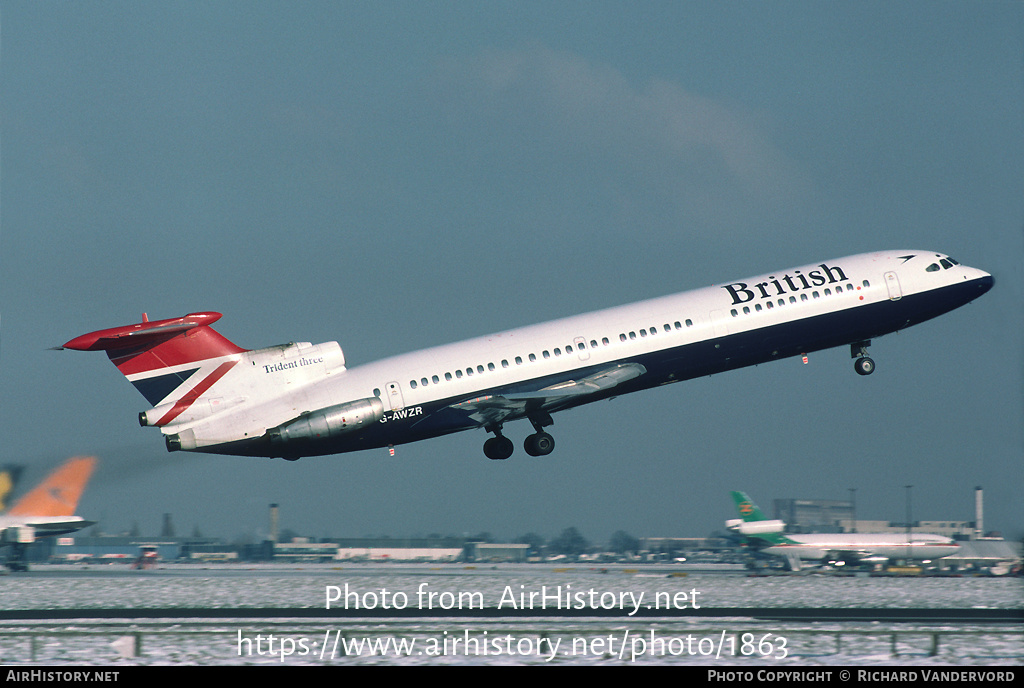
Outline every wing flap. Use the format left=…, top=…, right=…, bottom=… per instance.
left=448, top=363, right=646, bottom=425
left=503, top=363, right=646, bottom=400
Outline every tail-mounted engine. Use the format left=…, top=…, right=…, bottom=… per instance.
left=266, top=397, right=385, bottom=447
left=727, top=519, right=787, bottom=536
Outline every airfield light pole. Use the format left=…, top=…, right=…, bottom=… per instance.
left=848, top=488, right=857, bottom=533
left=904, top=485, right=913, bottom=562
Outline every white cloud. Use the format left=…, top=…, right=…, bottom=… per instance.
left=432, top=47, right=812, bottom=226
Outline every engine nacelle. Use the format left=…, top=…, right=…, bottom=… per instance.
left=140, top=397, right=247, bottom=427
left=1, top=526, right=36, bottom=544
left=734, top=520, right=786, bottom=536
left=140, top=403, right=176, bottom=426
left=267, top=397, right=385, bottom=445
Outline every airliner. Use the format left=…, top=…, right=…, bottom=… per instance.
left=61, top=251, right=992, bottom=461
left=726, top=491, right=960, bottom=571
left=1, top=456, right=96, bottom=571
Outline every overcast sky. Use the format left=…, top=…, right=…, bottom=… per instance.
left=1, top=1, right=1021, bottom=546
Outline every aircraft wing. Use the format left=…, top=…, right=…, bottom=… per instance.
left=449, top=363, right=647, bottom=426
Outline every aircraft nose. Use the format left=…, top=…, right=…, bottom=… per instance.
left=976, top=273, right=994, bottom=295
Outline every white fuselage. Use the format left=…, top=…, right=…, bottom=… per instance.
left=764, top=533, right=960, bottom=561
left=149, top=249, right=991, bottom=458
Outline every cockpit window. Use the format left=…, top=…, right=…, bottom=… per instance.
left=926, top=263, right=941, bottom=272
left=940, top=258, right=953, bottom=270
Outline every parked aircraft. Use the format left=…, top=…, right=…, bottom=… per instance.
left=61, top=251, right=992, bottom=460
left=0, top=456, right=97, bottom=571
left=726, top=490, right=960, bottom=571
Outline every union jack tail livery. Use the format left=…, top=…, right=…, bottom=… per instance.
left=62, top=312, right=249, bottom=426
left=63, top=311, right=358, bottom=456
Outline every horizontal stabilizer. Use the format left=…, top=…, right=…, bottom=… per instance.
left=62, top=312, right=248, bottom=390
left=62, top=312, right=231, bottom=352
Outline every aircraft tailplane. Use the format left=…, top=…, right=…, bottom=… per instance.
left=61, top=312, right=247, bottom=407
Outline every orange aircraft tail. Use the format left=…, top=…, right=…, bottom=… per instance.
left=7, top=456, right=97, bottom=517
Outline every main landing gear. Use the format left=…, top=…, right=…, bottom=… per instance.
left=483, top=432, right=514, bottom=460
left=852, top=340, right=875, bottom=376
left=5, top=544, right=29, bottom=572
left=483, top=413, right=556, bottom=460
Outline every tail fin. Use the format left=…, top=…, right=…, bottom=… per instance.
left=0, top=465, right=25, bottom=512
left=730, top=491, right=768, bottom=521
left=728, top=491, right=792, bottom=545
left=62, top=312, right=247, bottom=407
left=8, top=456, right=97, bottom=517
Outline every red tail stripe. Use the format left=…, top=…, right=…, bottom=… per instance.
left=113, top=328, right=246, bottom=376
left=155, top=361, right=237, bottom=426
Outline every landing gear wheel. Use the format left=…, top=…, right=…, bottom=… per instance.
left=484, top=435, right=514, bottom=460
left=854, top=356, right=875, bottom=376
left=524, top=432, right=555, bottom=457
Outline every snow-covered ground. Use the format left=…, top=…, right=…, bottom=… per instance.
left=1, top=564, right=1020, bottom=665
